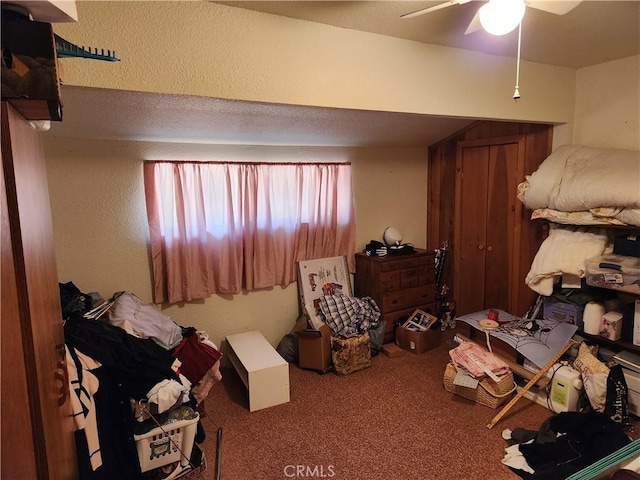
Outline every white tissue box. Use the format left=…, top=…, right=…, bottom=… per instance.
left=600, top=311, right=624, bottom=341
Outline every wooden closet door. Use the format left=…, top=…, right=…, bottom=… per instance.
left=454, top=136, right=525, bottom=316
left=454, top=145, right=489, bottom=315
left=1, top=102, right=77, bottom=479
left=485, top=142, right=520, bottom=311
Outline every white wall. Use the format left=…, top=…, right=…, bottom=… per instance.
left=573, top=55, right=640, bottom=150
left=53, top=1, right=576, bottom=124
left=44, top=138, right=427, bottom=347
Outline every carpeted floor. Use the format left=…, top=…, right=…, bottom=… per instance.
left=196, top=328, right=561, bottom=480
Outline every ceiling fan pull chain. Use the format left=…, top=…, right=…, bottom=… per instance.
left=513, top=21, right=522, bottom=100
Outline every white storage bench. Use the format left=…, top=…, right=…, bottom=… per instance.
left=226, top=330, right=290, bottom=412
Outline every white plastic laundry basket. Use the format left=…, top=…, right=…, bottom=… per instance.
left=133, top=412, right=199, bottom=473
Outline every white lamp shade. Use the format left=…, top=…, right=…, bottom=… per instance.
left=479, top=0, right=526, bottom=36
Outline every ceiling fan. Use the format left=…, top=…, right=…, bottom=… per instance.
left=402, top=0, right=582, bottom=36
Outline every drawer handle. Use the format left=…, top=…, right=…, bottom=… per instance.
left=391, top=299, right=398, bottom=305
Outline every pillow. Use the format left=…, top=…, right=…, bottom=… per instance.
left=573, top=342, right=610, bottom=412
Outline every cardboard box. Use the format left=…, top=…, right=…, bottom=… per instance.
left=396, top=325, right=441, bottom=354
left=601, top=311, right=624, bottom=341
left=1, top=14, right=62, bottom=121
left=382, top=343, right=405, bottom=358
left=297, top=256, right=352, bottom=320
left=543, top=299, right=584, bottom=326
left=295, top=255, right=350, bottom=372
left=296, top=324, right=332, bottom=373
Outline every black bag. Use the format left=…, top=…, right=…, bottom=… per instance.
left=368, top=320, right=386, bottom=355
left=59, top=281, right=93, bottom=319
left=604, top=364, right=630, bottom=426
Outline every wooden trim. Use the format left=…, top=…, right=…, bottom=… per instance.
left=456, top=134, right=525, bottom=149
left=453, top=141, right=465, bottom=310
left=510, top=137, right=526, bottom=313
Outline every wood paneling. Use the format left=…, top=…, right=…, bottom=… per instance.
left=428, top=121, right=553, bottom=317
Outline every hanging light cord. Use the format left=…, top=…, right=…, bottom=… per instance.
left=514, top=21, right=522, bottom=100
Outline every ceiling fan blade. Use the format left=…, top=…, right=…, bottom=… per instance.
left=401, top=0, right=471, bottom=19
left=526, top=0, right=581, bottom=15
left=464, top=10, right=482, bottom=35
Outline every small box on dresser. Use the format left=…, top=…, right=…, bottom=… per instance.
left=354, top=248, right=436, bottom=344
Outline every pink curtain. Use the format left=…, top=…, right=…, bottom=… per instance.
left=143, top=161, right=356, bottom=304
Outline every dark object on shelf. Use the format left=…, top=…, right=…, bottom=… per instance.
left=387, top=243, right=415, bottom=255
left=365, top=240, right=387, bottom=257
left=1, top=10, right=62, bottom=120
left=54, top=34, right=120, bottom=62
left=614, top=234, right=640, bottom=258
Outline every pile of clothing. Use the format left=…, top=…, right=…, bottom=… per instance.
left=318, top=293, right=382, bottom=338
left=502, top=411, right=632, bottom=479
left=60, top=283, right=222, bottom=480
left=317, top=293, right=385, bottom=354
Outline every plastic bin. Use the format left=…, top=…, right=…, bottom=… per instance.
left=585, top=254, right=640, bottom=294
left=134, top=412, right=199, bottom=473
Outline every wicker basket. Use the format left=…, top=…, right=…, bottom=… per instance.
left=443, top=362, right=516, bottom=409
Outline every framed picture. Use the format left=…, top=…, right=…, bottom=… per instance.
left=402, top=309, right=438, bottom=332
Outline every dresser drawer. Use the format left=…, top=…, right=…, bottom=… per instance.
left=381, top=284, right=435, bottom=311
left=379, top=254, right=434, bottom=273
left=380, top=266, right=435, bottom=292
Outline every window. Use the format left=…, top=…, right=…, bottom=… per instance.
left=143, top=161, right=356, bottom=303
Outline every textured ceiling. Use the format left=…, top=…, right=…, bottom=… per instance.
left=216, top=1, right=640, bottom=69
left=46, top=86, right=475, bottom=147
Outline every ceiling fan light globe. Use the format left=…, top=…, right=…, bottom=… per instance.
left=479, top=0, right=526, bottom=36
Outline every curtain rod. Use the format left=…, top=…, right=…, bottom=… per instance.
left=144, top=160, right=351, bottom=166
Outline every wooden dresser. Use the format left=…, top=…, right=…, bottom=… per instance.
left=354, top=248, right=436, bottom=344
